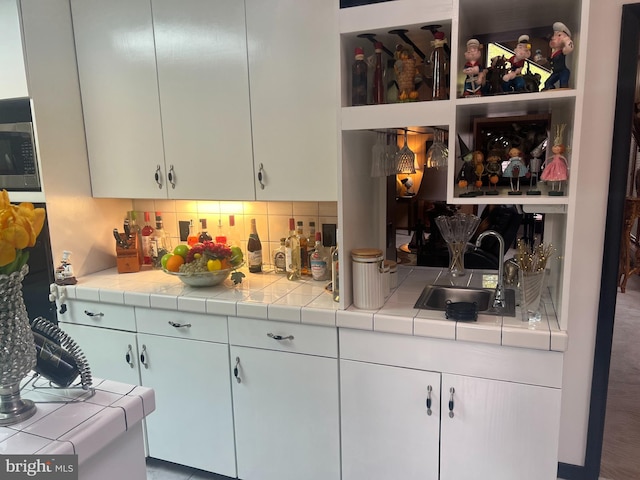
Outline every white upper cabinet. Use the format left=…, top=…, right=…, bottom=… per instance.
left=152, top=0, right=255, bottom=200
left=0, top=0, right=28, bottom=99
left=245, top=0, right=338, bottom=201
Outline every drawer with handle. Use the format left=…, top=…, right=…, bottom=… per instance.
left=229, top=317, right=337, bottom=358
left=136, top=308, right=228, bottom=343
left=62, top=300, right=136, bottom=331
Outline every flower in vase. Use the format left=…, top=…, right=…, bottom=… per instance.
left=0, top=190, right=45, bottom=275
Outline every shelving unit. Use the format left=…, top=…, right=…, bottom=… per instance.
left=338, top=0, right=587, bottom=329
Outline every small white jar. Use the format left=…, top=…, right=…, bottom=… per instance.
left=351, top=248, right=385, bottom=310
left=386, top=260, right=398, bottom=290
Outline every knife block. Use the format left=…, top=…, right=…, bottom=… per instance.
left=116, top=234, right=141, bottom=273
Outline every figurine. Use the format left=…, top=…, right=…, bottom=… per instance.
left=540, top=124, right=569, bottom=195
left=456, top=135, right=476, bottom=196
left=485, top=151, right=503, bottom=195
left=394, top=45, right=420, bottom=102
left=502, top=35, right=531, bottom=93
left=55, top=250, right=77, bottom=285
left=533, top=49, right=547, bottom=66
left=527, top=138, right=547, bottom=195
left=472, top=150, right=486, bottom=193
left=503, top=146, right=528, bottom=194
left=484, top=55, right=507, bottom=95
left=542, top=22, right=574, bottom=90
left=462, top=39, right=486, bottom=97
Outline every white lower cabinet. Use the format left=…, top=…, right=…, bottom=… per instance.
left=229, top=317, right=340, bottom=480
left=136, top=308, right=235, bottom=477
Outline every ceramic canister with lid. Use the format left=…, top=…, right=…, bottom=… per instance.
left=351, top=248, right=385, bottom=310
left=385, top=259, right=397, bottom=291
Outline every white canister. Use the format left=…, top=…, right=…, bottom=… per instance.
left=382, top=260, right=391, bottom=298
left=352, top=248, right=385, bottom=310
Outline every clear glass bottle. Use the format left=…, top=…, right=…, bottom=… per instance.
left=372, top=41, right=384, bottom=104
left=310, top=231, right=328, bottom=281
left=141, top=211, right=154, bottom=265
left=298, top=221, right=310, bottom=276
left=128, top=211, right=144, bottom=265
left=273, top=238, right=287, bottom=274
left=352, top=47, right=367, bottom=106
left=431, top=31, right=449, bottom=100
left=331, top=229, right=339, bottom=302
left=198, top=218, right=212, bottom=243
left=227, top=215, right=240, bottom=248
left=285, top=218, right=301, bottom=281
left=215, top=218, right=227, bottom=245
left=187, top=219, right=199, bottom=246
left=247, top=218, right=263, bottom=273
left=151, top=212, right=170, bottom=268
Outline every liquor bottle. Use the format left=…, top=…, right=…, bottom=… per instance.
left=310, top=231, right=328, bottom=281
left=227, top=215, right=241, bottom=249
left=431, top=31, right=449, bottom=101
left=187, top=219, right=199, bottom=246
left=297, top=221, right=310, bottom=276
left=372, top=42, right=384, bottom=104
left=331, top=230, right=339, bottom=302
left=247, top=218, right=263, bottom=273
left=285, top=218, right=301, bottom=281
left=198, top=218, right=212, bottom=243
left=141, top=211, right=154, bottom=265
left=151, top=212, right=170, bottom=268
left=352, top=47, right=367, bottom=106
left=215, top=218, right=227, bottom=245
left=128, top=211, right=144, bottom=265
left=308, top=221, right=316, bottom=246
left=273, top=238, right=287, bottom=274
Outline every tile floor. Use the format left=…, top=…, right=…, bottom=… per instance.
left=146, top=458, right=231, bottom=479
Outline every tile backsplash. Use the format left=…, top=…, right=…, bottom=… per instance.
left=131, top=200, right=338, bottom=267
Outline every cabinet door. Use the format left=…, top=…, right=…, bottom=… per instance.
left=440, top=374, right=561, bottom=480
left=0, top=0, right=28, bottom=99
left=152, top=0, right=255, bottom=200
left=137, top=333, right=235, bottom=477
left=340, top=360, right=440, bottom=480
left=245, top=0, right=338, bottom=201
left=231, top=346, right=340, bottom=480
left=70, top=0, right=166, bottom=199
left=58, top=322, right=141, bottom=386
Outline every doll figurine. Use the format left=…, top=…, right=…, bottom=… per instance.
left=472, top=150, right=485, bottom=193
left=462, top=39, right=486, bottom=97
left=485, top=151, right=502, bottom=195
left=504, top=147, right=528, bottom=194
left=542, top=22, right=574, bottom=90
left=502, top=35, right=531, bottom=93
left=540, top=124, right=569, bottom=195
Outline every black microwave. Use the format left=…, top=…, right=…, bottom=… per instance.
left=0, top=122, right=40, bottom=191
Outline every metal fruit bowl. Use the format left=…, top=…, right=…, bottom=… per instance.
left=163, top=263, right=243, bottom=287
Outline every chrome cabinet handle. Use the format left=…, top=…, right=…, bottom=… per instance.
left=234, top=357, right=241, bottom=383
left=426, top=385, right=433, bottom=416
left=267, top=333, right=294, bottom=341
left=168, top=165, right=176, bottom=189
left=168, top=321, right=191, bottom=328
left=448, top=387, right=455, bottom=418
left=83, top=310, right=104, bottom=318
left=140, top=344, right=149, bottom=369
left=125, top=344, right=134, bottom=368
left=154, top=165, right=162, bottom=188
left=257, top=163, right=265, bottom=190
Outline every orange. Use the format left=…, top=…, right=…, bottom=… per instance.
left=166, top=254, right=185, bottom=272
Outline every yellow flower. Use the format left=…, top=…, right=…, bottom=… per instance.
left=0, top=190, right=46, bottom=273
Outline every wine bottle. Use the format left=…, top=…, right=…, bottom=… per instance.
left=32, top=331, right=80, bottom=388
left=352, top=47, right=367, bottom=106
left=285, top=218, right=301, bottom=281
left=247, top=218, right=263, bottom=273
left=198, top=218, right=212, bottom=243
left=297, top=221, right=310, bottom=276
left=141, top=211, right=154, bottom=265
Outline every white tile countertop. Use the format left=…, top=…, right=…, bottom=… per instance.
left=0, top=377, right=155, bottom=458
left=57, top=265, right=567, bottom=352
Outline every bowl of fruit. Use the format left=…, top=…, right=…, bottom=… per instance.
left=162, top=241, right=245, bottom=287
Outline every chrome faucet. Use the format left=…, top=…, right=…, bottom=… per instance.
left=475, top=230, right=506, bottom=308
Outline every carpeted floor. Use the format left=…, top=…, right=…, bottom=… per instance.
left=600, top=274, right=640, bottom=479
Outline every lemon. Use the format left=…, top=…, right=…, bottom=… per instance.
left=207, top=259, right=222, bottom=271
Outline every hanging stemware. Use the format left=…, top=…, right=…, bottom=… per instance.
left=395, top=130, right=416, bottom=174
left=427, top=128, right=448, bottom=169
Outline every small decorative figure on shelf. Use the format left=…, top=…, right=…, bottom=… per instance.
left=485, top=151, right=503, bottom=195
left=502, top=35, right=531, bottom=93
left=527, top=138, right=547, bottom=195
left=472, top=150, right=486, bottom=194
left=456, top=135, right=476, bottom=197
left=540, top=124, right=569, bottom=195
left=503, top=146, right=528, bottom=194
left=542, top=22, right=574, bottom=90
left=533, top=49, right=547, bottom=66
left=55, top=250, right=77, bottom=285
left=394, top=45, right=420, bottom=102
left=462, top=39, right=486, bottom=97
left=484, top=55, right=507, bottom=95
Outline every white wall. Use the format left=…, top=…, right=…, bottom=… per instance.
left=558, top=0, right=625, bottom=466
left=19, top=0, right=132, bottom=277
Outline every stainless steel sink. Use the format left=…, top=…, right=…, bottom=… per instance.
left=414, top=285, right=516, bottom=317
